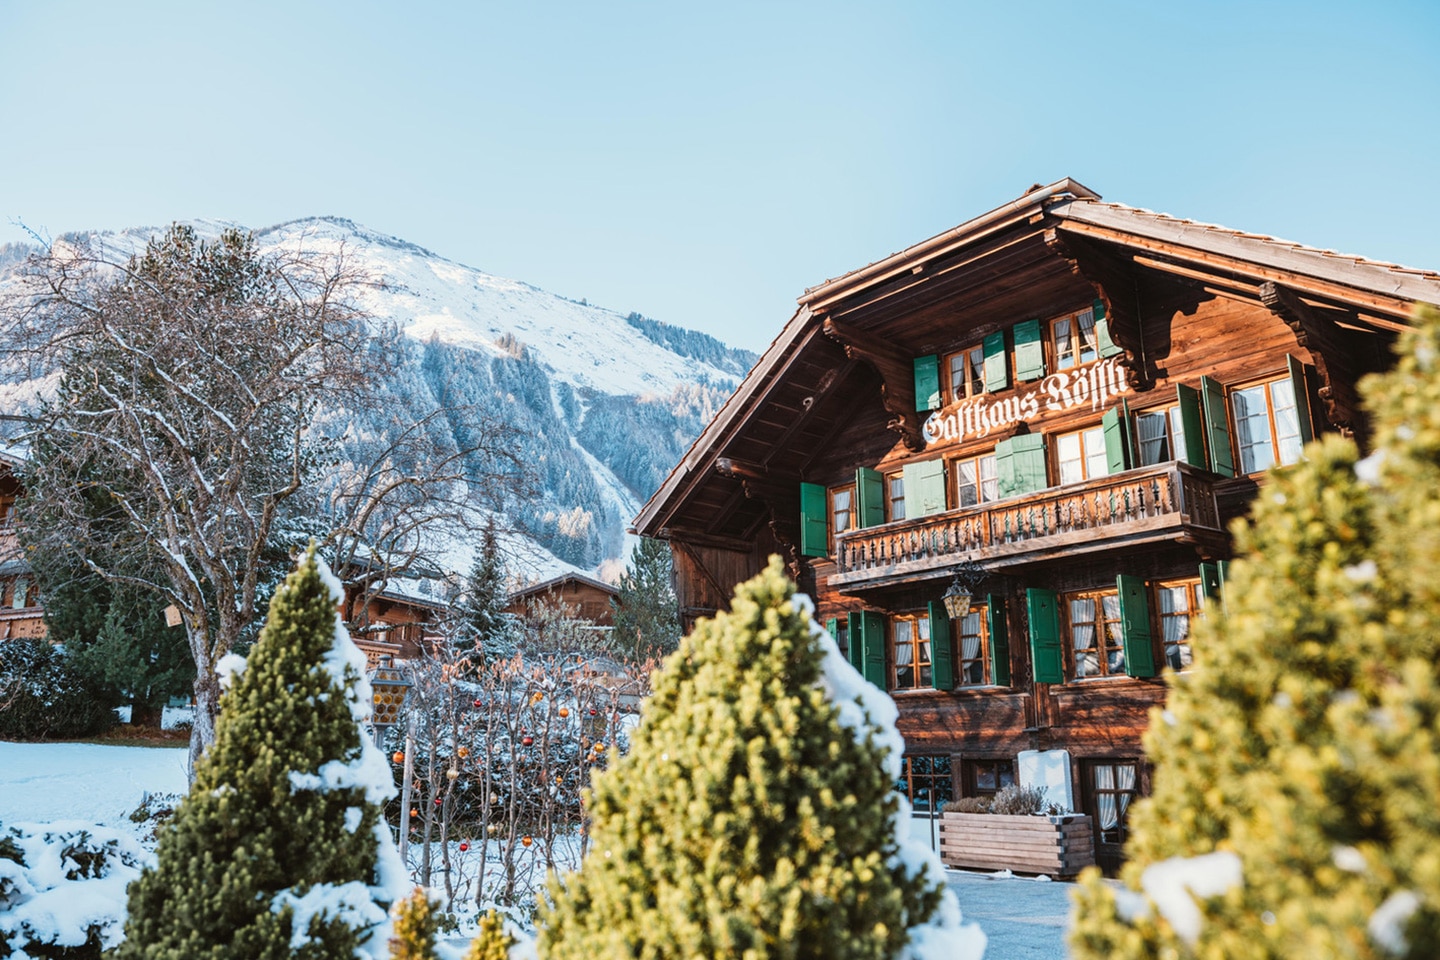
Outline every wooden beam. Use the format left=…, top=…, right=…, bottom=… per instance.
left=1056, top=220, right=1420, bottom=323
left=1043, top=229, right=1152, bottom=390
left=1259, top=281, right=1362, bottom=441
left=658, top=526, right=756, bottom=555
left=822, top=317, right=925, bottom=451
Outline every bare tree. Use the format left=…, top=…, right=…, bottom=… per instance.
left=3, top=225, right=376, bottom=770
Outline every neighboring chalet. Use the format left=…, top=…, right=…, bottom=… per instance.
left=507, top=571, right=620, bottom=631
left=635, top=179, right=1440, bottom=871
left=0, top=455, right=44, bottom=641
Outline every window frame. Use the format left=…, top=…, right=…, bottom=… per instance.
left=1065, top=588, right=1126, bottom=680
left=952, top=450, right=998, bottom=509
left=945, top=344, right=988, bottom=402
left=897, top=754, right=956, bottom=813
left=890, top=612, right=932, bottom=691
left=1156, top=578, right=1203, bottom=672
left=1134, top=404, right=1189, bottom=467
left=1051, top=306, right=1100, bottom=371
left=1230, top=376, right=1304, bottom=475
left=1055, top=425, right=1110, bottom=486
left=1086, top=759, right=1141, bottom=846
left=953, top=602, right=991, bottom=687
left=828, top=483, right=855, bottom=553
left=961, top=757, right=1016, bottom=799
left=886, top=471, right=906, bottom=522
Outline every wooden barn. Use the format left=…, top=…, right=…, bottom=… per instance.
left=634, top=179, right=1440, bottom=871
left=507, top=572, right=620, bottom=629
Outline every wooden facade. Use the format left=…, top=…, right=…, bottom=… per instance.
left=635, top=179, right=1440, bottom=872
left=0, top=457, right=46, bottom=641
left=507, top=572, right=620, bottom=628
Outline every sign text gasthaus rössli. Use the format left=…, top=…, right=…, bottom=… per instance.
left=922, top=356, right=1130, bottom=445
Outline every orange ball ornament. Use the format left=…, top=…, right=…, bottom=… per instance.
left=558, top=707, right=569, bottom=718
left=456, top=746, right=470, bottom=759
left=392, top=751, right=405, bottom=764
left=521, top=835, right=533, bottom=847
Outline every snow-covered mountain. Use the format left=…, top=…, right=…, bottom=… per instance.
left=0, top=217, right=757, bottom=583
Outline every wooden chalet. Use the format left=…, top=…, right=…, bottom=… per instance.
left=507, top=571, right=620, bottom=629
left=0, top=455, right=45, bottom=641
left=634, top=178, right=1440, bottom=872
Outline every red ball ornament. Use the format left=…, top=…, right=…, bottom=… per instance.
left=434, top=796, right=444, bottom=806
left=588, top=708, right=597, bottom=716
left=459, top=841, right=470, bottom=852
left=473, top=698, right=483, bottom=708
left=521, top=736, right=534, bottom=746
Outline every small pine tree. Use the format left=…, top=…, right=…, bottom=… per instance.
left=608, top=536, right=680, bottom=660
left=388, top=889, right=439, bottom=960
left=1070, top=307, right=1440, bottom=960
left=462, top=911, right=515, bottom=960
left=539, top=557, right=945, bottom=959
left=115, top=545, right=405, bottom=960
left=459, top=519, right=514, bottom=666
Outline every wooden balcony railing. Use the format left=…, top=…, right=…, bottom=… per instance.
left=831, top=461, right=1223, bottom=591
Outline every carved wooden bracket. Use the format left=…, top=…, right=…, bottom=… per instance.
left=821, top=317, right=926, bottom=451
left=1259, top=281, right=1360, bottom=440
left=1044, top=229, right=1152, bottom=391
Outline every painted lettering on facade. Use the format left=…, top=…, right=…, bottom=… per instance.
left=922, top=356, right=1130, bottom=445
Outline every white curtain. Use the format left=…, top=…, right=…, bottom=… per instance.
left=1071, top=597, right=1098, bottom=677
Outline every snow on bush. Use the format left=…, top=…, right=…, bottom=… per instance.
left=0, top=820, right=147, bottom=958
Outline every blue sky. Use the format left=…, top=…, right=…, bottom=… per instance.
left=1, top=1, right=1435, bottom=352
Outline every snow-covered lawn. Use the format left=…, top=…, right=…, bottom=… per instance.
left=0, top=741, right=189, bottom=828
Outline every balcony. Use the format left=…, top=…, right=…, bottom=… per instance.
left=831, top=460, right=1224, bottom=592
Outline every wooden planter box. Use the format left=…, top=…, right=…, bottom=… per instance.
left=937, top=812, right=1095, bottom=878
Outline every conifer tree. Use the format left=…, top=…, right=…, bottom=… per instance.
left=607, top=536, right=680, bottom=659
left=463, top=911, right=516, bottom=960
left=115, top=545, right=406, bottom=960
left=538, top=557, right=950, bottom=959
left=458, top=519, right=514, bottom=666
left=388, top=889, right=440, bottom=960
left=1071, top=307, right=1440, bottom=960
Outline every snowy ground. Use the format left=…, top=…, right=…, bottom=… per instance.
left=0, top=741, right=1077, bottom=958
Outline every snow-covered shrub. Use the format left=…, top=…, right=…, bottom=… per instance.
left=114, top=546, right=408, bottom=959
left=1071, top=306, right=1440, bottom=959
left=0, top=640, right=115, bottom=741
left=538, top=557, right=985, bottom=960
left=989, top=784, right=1047, bottom=817
left=0, top=820, right=145, bottom=958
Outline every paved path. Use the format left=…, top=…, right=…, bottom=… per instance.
left=946, top=870, right=1076, bottom=960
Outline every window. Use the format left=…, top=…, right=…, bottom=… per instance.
left=897, top=755, right=955, bottom=813
left=1053, top=307, right=1099, bottom=370
left=891, top=613, right=932, bottom=690
left=1157, top=579, right=1202, bottom=671
left=833, top=618, right=850, bottom=662
left=1067, top=590, right=1124, bottom=679
left=1056, top=426, right=1109, bottom=485
left=1232, top=378, right=1304, bottom=474
left=829, top=484, right=854, bottom=552
left=887, top=473, right=906, bottom=522
left=1088, top=760, right=1140, bottom=845
left=10, top=577, right=29, bottom=610
left=953, top=452, right=998, bottom=508
left=1135, top=405, right=1189, bottom=466
left=962, top=758, right=1016, bottom=798
left=946, top=345, right=987, bottom=401
left=955, top=604, right=990, bottom=686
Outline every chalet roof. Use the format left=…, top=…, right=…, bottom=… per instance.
left=634, top=179, right=1440, bottom=543
left=508, top=571, right=619, bottom=603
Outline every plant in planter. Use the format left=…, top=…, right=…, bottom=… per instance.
left=939, top=783, right=1094, bottom=876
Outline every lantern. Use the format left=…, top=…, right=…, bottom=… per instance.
left=941, top=560, right=988, bottom=621
left=369, top=656, right=413, bottom=740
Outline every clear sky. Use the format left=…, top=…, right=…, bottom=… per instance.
left=1, top=1, right=1436, bottom=352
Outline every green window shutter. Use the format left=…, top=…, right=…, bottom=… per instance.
left=902, top=459, right=946, bottom=517
left=928, top=601, right=954, bottom=691
left=914, top=354, right=941, bottom=412
left=1013, top=319, right=1045, bottom=382
left=800, top=482, right=828, bottom=557
left=856, top=467, right=885, bottom=529
left=859, top=611, right=888, bottom=689
left=983, top=330, right=1009, bottom=392
left=1026, top=587, right=1064, bottom=684
left=1200, top=375, right=1235, bottom=478
left=1010, top=433, right=1048, bottom=494
left=1117, top=574, right=1156, bottom=679
left=1095, top=298, right=1123, bottom=358
left=1176, top=383, right=1206, bottom=467
left=1199, top=562, right=1222, bottom=602
left=1287, top=354, right=1315, bottom=444
left=1102, top=399, right=1134, bottom=474
left=994, top=437, right=1017, bottom=498
left=845, top=612, right=865, bottom=673
left=986, top=594, right=1010, bottom=686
